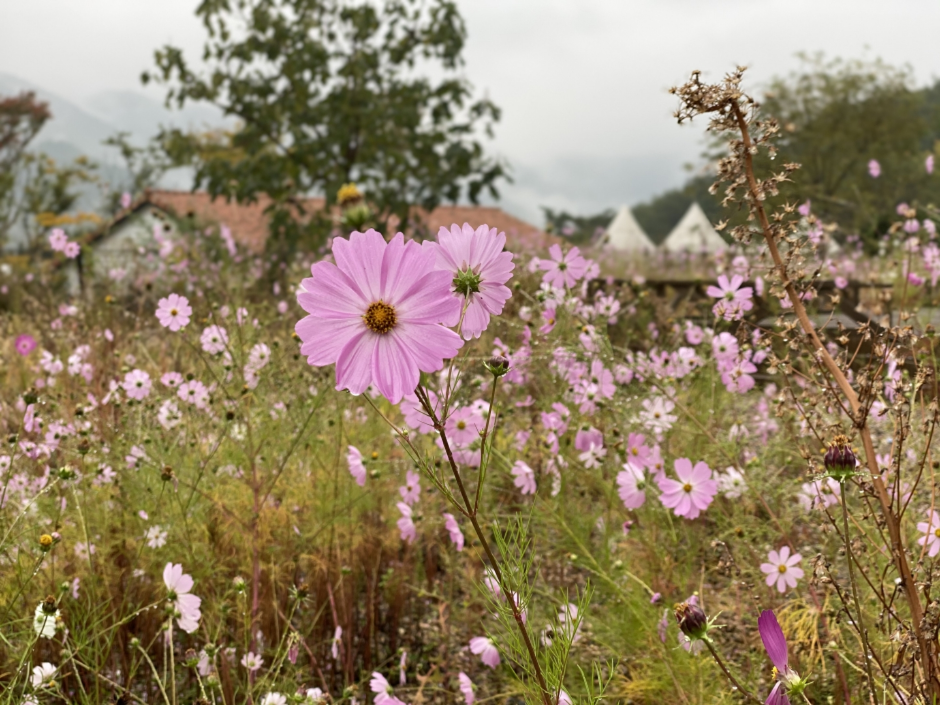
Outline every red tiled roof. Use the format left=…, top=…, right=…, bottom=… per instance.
left=100, top=190, right=553, bottom=254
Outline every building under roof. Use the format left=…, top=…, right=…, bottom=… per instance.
left=605, top=206, right=655, bottom=252
left=660, top=202, right=728, bottom=254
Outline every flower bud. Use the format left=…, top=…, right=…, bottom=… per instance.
left=824, top=435, right=857, bottom=480
left=39, top=534, right=55, bottom=552
left=484, top=356, right=510, bottom=378
left=41, top=595, right=58, bottom=615
left=674, top=602, right=708, bottom=640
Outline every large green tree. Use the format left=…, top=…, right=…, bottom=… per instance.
left=147, top=0, right=506, bottom=252
left=757, top=53, right=936, bottom=238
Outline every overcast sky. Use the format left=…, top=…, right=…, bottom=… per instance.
left=2, top=0, right=940, bottom=224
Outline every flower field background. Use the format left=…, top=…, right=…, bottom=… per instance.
left=4, top=71, right=940, bottom=705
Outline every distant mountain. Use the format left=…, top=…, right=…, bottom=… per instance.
left=0, top=72, right=119, bottom=161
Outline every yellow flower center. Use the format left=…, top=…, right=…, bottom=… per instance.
left=778, top=564, right=787, bottom=573
left=934, top=528, right=940, bottom=538
left=457, top=421, right=467, bottom=430
left=683, top=483, right=692, bottom=492
left=363, top=301, right=397, bottom=334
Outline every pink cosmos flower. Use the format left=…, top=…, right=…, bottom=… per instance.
left=868, top=159, right=881, bottom=178
left=458, top=672, right=475, bottom=705
left=617, top=461, right=647, bottom=509
left=120, top=191, right=132, bottom=209
left=163, top=562, right=202, bottom=633
left=295, top=229, right=462, bottom=404
left=49, top=228, right=68, bottom=251
left=760, top=546, right=804, bottom=593
left=539, top=306, right=557, bottom=334
left=511, top=460, right=536, bottom=495
left=15, top=334, right=37, bottom=356
left=445, top=406, right=486, bottom=447
left=712, top=332, right=739, bottom=361
left=370, top=672, right=406, bottom=705
left=156, top=294, right=192, bottom=331
left=625, top=432, right=651, bottom=468
left=122, top=369, right=152, bottom=400
left=469, top=636, right=500, bottom=668
left=397, top=502, right=417, bottom=543
left=63, top=241, right=81, bottom=258
left=331, top=626, right=343, bottom=660
left=443, top=512, right=464, bottom=551
left=706, top=274, right=753, bottom=321
left=178, top=380, right=210, bottom=409
left=241, top=652, right=263, bottom=671
left=200, top=325, right=228, bottom=354
left=346, top=446, right=367, bottom=487
left=399, top=469, right=420, bottom=504
left=430, top=223, right=514, bottom=339
left=928, top=155, right=935, bottom=175
left=161, top=371, right=184, bottom=388
left=917, top=510, right=940, bottom=557
left=657, top=459, right=717, bottom=520
left=538, top=244, right=587, bottom=289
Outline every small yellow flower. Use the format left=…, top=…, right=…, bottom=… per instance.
left=337, top=182, right=363, bottom=206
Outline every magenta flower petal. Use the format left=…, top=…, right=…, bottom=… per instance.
left=332, top=229, right=386, bottom=301
left=758, top=610, right=788, bottom=672
left=335, top=331, right=378, bottom=396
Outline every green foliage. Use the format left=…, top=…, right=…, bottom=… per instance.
left=541, top=208, right=614, bottom=246
left=146, top=0, right=507, bottom=253
left=756, top=53, right=936, bottom=239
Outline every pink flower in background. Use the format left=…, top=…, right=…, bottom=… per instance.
left=469, top=636, right=500, bottom=668
left=163, top=562, right=202, bottom=633
left=120, top=191, right=133, bottom=209
left=917, top=510, right=940, bottom=557
left=928, top=154, right=935, bottom=175
left=458, top=672, right=475, bottom=705
left=760, top=546, right=804, bottom=593
left=431, top=223, right=515, bottom=339
left=657, top=459, right=717, bottom=519
left=200, top=325, right=228, bottom=354
left=397, top=502, right=417, bottom=543
left=15, top=334, right=37, bottom=356
left=178, top=380, right=210, bottom=409
left=445, top=406, right=485, bottom=447
left=399, top=470, right=420, bottom=504
left=161, top=372, right=184, bottom=388
left=63, top=241, right=81, bottom=259
left=296, top=229, right=463, bottom=404
left=49, top=228, right=68, bottom=251
left=511, top=460, right=536, bottom=495
left=539, top=305, right=557, bottom=334
left=538, top=244, right=587, bottom=288
left=156, top=294, right=192, bottom=331
left=707, top=274, right=753, bottom=321
left=331, top=626, right=343, bottom=660
left=868, top=159, right=881, bottom=178
left=625, top=432, right=651, bottom=468
left=241, top=651, right=263, bottom=671
left=617, top=461, right=647, bottom=509
left=797, top=200, right=811, bottom=217
left=122, top=369, right=152, bottom=400
left=712, top=332, right=739, bottom=361
left=346, top=446, right=367, bottom=487
left=443, top=512, right=464, bottom=551
left=370, top=672, right=406, bottom=705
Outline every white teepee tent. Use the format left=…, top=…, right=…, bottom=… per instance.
left=661, top=202, right=728, bottom=254
left=605, top=206, right=655, bottom=252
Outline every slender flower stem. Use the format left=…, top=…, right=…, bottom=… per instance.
left=415, top=385, right=553, bottom=705
left=840, top=481, right=877, bottom=703
left=702, top=640, right=762, bottom=705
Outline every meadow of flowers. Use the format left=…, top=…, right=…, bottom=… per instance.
left=3, top=70, right=940, bottom=705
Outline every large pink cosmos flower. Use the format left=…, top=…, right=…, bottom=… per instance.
left=163, top=562, right=202, bottom=633
left=430, top=223, right=514, bottom=339
left=156, top=294, right=193, bottom=331
left=538, top=244, right=587, bottom=289
left=760, top=546, right=804, bottom=593
left=296, top=230, right=462, bottom=404
left=657, top=458, right=717, bottom=520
